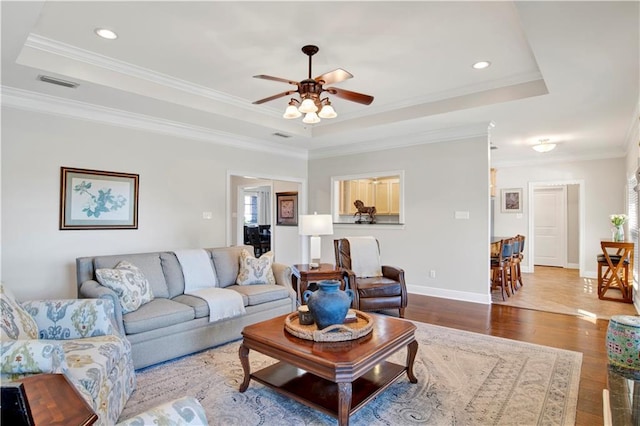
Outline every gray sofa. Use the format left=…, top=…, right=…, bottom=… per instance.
left=76, top=245, right=296, bottom=369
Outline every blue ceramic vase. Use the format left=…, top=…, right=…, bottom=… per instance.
left=303, top=280, right=354, bottom=330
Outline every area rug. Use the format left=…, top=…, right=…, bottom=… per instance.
left=120, top=321, right=582, bottom=425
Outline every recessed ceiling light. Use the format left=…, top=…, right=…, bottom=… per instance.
left=472, top=61, right=491, bottom=70
left=94, top=28, right=118, bottom=40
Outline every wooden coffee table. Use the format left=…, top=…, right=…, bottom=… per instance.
left=239, top=313, right=418, bottom=425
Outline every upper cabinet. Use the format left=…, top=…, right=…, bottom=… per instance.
left=333, top=172, right=404, bottom=224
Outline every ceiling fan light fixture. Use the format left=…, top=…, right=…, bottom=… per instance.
left=298, top=97, right=318, bottom=113
left=318, top=101, right=337, bottom=119
left=302, top=112, right=321, bottom=124
left=532, top=139, right=556, bottom=153
left=283, top=100, right=302, bottom=119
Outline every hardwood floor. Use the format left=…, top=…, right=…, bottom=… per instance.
left=492, top=265, right=637, bottom=319
left=404, top=293, right=608, bottom=425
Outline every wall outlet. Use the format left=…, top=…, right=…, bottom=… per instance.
left=202, top=211, right=212, bottom=220
left=429, top=270, right=436, bottom=278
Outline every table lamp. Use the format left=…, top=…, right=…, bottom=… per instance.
left=299, top=213, right=334, bottom=268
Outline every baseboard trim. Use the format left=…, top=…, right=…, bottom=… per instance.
left=407, top=284, right=491, bottom=305
left=566, top=263, right=579, bottom=269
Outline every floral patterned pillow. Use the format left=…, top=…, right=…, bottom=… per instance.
left=236, top=249, right=276, bottom=285
left=96, top=261, right=154, bottom=314
left=0, top=283, right=38, bottom=340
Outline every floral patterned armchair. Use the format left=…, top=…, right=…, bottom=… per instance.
left=1, top=284, right=136, bottom=425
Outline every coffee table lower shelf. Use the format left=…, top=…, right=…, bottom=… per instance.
left=250, top=360, right=407, bottom=420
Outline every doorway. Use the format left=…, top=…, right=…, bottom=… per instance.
left=227, top=172, right=306, bottom=266
left=528, top=180, right=585, bottom=275
left=533, top=186, right=567, bottom=267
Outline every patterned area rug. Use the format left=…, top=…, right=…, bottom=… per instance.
left=120, top=320, right=581, bottom=425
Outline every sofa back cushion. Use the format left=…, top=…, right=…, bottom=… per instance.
left=209, top=246, right=253, bottom=288
left=94, top=253, right=170, bottom=299
left=160, top=252, right=186, bottom=298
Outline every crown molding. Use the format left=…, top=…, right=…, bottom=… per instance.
left=1, top=86, right=308, bottom=159
left=24, top=34, right=282, bottom=119
left=309, top=122, right=490, bottom=160
left=491, top=150, right=625, bottom=168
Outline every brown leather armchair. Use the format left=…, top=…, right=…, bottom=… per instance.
left=333, top=238, right=408, bottom=318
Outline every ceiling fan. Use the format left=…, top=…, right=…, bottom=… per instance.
left=252, top=45, right=374, bottom=124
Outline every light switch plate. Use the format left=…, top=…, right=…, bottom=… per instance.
left=454, top=211, right=470, bottom=219
left=202, top=211, right=212, bottom=220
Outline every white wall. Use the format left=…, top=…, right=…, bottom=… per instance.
left=493, top=157, right=625, bottom=277
left=309, top=136, right=491, bottom=304
left=1, top=107, right=306, bottom=300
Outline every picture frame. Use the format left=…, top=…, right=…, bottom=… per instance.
left=60, top=167, right=139, bottom=230
left=501, top=188, right=523, bottom=213
left=276, top=191, right=298, bottom=226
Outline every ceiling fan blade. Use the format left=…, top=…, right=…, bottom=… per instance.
left=252, top=90, right=297, bottom=105
left=326, top=87, right=374, bottom=105
left=253, top=75, right=299, bottom=86
left=315, top=68, right=353, bottom=85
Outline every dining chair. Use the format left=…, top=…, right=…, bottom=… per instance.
left=511, top=235, right=525, bottom=291
left=491, top=238, right=514, bottom=300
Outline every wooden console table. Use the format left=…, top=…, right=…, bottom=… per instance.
left=598, top=240, right=634, bottom=303
left=17, top=374, right=97, bottom=426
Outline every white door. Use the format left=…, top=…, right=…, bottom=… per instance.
left=534, top=186, right=567, bottom=267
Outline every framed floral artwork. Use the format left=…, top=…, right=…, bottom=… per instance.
left=501, top=188, right=523, bottom=213
left=276, top=191, right=298, bottom=226
left=60, top=167, right=139, bottom=229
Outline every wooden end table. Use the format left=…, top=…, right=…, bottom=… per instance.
left=17, top=374, right=98, bottom=425
left=239, top=313, right=418, bottom=426
left=291, top=263, right=346, bottom=305
left=598, top=240, right=634, bottom=303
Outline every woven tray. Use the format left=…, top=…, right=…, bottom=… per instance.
left=284, top=310, right=373, bottom=342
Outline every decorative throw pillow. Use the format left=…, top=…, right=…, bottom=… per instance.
left=0, top=283, right=38, bottom=340
left=96, top=261, right=154, bottom=314
left=236, top=249, right=276, bottom=286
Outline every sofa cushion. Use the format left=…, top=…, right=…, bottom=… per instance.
left=172, top=294, right=212, bottom=319
left=355, top=278, right=403, bottom=298
left=210, top=246, right=252, bottom=288
left=236, top=250, right=276, bottom=285
left=0, top=284, right=38, bottom=340
left=160, top=252, right=186, bottom=298
left=123, top=299, right=194, bottom=335
left=96, top=261, right=154, bottom=314
left=228, top=284, right=289, bottom=306
left=94, top=253, right=169, bottom=299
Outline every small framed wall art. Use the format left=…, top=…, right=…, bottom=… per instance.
left=501, top=188, right=523, bottom=213
left=276, top=191, right=298, bottom=226
left=60, top=167, right=139, bottom=230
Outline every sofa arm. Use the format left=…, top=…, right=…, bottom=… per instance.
left=80, top=280, right=126, bottom=335
left=0, top=340, right=68, bottom=377
left=21, top=298, right=121, bottom=339
left=272, top=263, right=292, bottom=289
left=116, top=396, right=208, bottom=426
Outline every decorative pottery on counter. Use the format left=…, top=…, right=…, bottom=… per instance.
left=606, top=315, right=640, bottom=378
left=303, top=280, right=354, bottom=330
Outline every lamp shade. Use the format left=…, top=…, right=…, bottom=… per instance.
left=298, top=98, right=318, bottom=113
left=302, top=112, right=320, bottom=124
left=318, top=103, right=337, bottom=119
left=283, top=104, right=302, bottom=119
left=299, top=214, right=333, bottom=236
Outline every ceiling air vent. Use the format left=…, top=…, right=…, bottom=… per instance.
left=272, top=132, right=291, bottom=138
left=37, top=75, right=79, bottom=89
